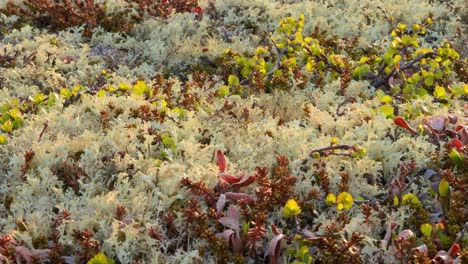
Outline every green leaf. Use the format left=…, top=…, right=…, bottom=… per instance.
left=381, top=95, right=392, bottom=103
left=424, top=73, right=434, bottom=86
left=420, top=223, right=432, bottom=238
left=0, top=134, right=6, bottom=145
left=241, top=66, right=252, bottom=78
left=49, top=37, right=58, bottom=46
left=309, top=43, right=322, bottom=55
left=60, top=88, right=72, bottom=99
left=161, top=134, right=176, bottom=150
left=352, top=147, right=367, bottom=158
left=118, top=83, right=131, bottom=91
left=298, top=245, right=309, bottom=258
left=376, top=90, right=385, bottom=99
left=407, top=73, right=419, bottom=84
left=402, top=193, right=421, bottom=206
left=1, top=120, right=13, bottom=133
left=255, top=46, right=267, bottom=55
left=171, top=107, right=186, bottom=119
left=401, top=35, right=412, bottom=45
left=218, top=85, right=229, bottom=97
left=0, top=103, right=9, bottom=114
left=448, top=149, right=464, bottom=167
left=273, top=69, right=282, bottom=76
left=12, top=119, right=23, bottom=130
left=87, top=252, right=115, bottom=264
left=380, top=104, right=394, bottom=118
left=447, top=48, right=459, bottom=60
left=132, top=80, right=151, bottom=96
left=351, top=64, right=370, bottom=79
left=228, top=75, right=239, bottom=86
left=434, top=86, right=445, bottom=98
left=294, top=31, right=303, bottom=43
left=317, top=61, right=325, bottom=70
left=7, top=108, right=21, bottom=119
left=438, top=179, right=450, bottom=198
left=47, top=93, right=58, bottom=107
left=383, top=54, right=393, bottom=64
left=397, top=23, right=407, bottom=30
left=305, top=60, right=314, bottom=71
left=429, top=60, right=439, bottom=70
left=242, top=222, right=250, bottom=236
left=97, top=90, right=106, bottom=97
left=359, top=56, right=369, bottom=63
left=417, top=88, right=428, bottom=97
left=451, top=84, right=468, bottom=97
left=246, top=58, right=256, bottom=67
left=31, top=93, right=45, bottom=104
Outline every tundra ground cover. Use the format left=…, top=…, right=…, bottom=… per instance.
left=0, top=0, right=466, bottom=263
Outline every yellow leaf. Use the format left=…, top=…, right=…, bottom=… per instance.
left=337, top=192, right=353, bottom=210
left=380, top=104, right=394, bottom=118
left=97, top=90, right=106, bottom=97
left=434, top=86, right=445, bottom=98
left=283, top=199, right=301, bottom=218
left=325, top=193, right=336, bottom=205
left=402, top=193, right=421, bottom=206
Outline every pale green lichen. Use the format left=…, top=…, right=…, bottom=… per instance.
left=0, top=0, right=466, bottom=262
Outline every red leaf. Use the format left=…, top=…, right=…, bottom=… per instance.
left=302, top=229, right=325, bottom=242
left=397, top=229, right=415, bottom=240
left=218, top=205, right=240, bottom=230
left=456, top=126, right=468, bottom=145
left=382, top=221, right=398, bottom=249
left=448, top=243, right=460, bottom=257
left=448, top=114, right=458, bottom=124
left=231, top=175, right=256, bottom=188
left=219, top=173, right=242, bottom=184
left=413, top=244, right=428, bottom=256
left=394, top=116, right=417, bottom=135
left=448, top=138, right=464, bottom=151
left=217, top=230, right=242, bottom=253
left=423, top=116, right=447, bottom=134
left=265, top=231, right=285, bottom=264
left=217, top=229, right=234, bottom=241
left=433, top=252, right=454, bottom=264
left=216, top=194, right=227, bottom=214
left=271, top=223, right=280, bottom=236
left=217, top=150, right=227, bottom=172
left=225, top=192, right=256, bottom=202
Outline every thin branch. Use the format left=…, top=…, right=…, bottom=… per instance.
left=336, top=96, right=356, bottom=117
left=400, top=52, right=436, bottom=71
left=308, top=144, right=356, bottom=157
left=266, top=37, right=288, bottom=82
left=38, top=121, right=48, bottom=142
left=153, top=44, right=181, bottom=73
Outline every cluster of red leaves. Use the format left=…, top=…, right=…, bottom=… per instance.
left=1, top=0, right=201, bottom=37
left=133, top=0, right=201, bottom=19
left=177, top=152, right=299, bottom=261
left=71, top=229, right=100, bottom=263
